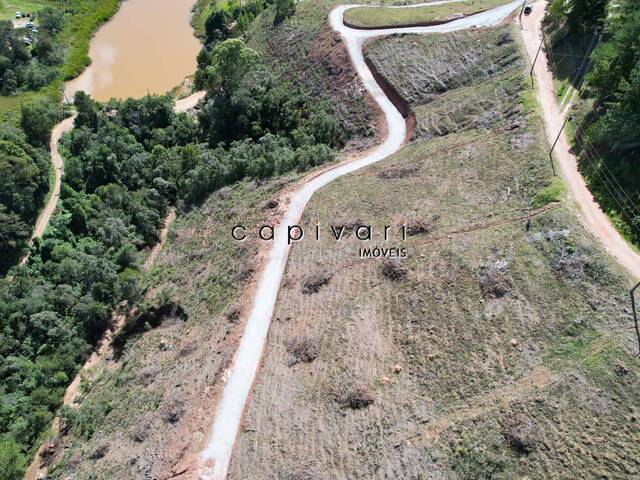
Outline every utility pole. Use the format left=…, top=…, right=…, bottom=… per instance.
left=630, top=282, right=640, bottom=355
left=519, top=0, right=527, bottom=29
left=548, top=115, right=572, bottom=177
left=530, top=36, right=544, bottom=89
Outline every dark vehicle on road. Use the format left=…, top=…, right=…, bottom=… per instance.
left=524, top=4, right=533, bottom=14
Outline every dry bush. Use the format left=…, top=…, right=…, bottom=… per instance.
left=263, top=198, right=279, bottom=210
left=301, top=270, right=332, bottom=294
left=138, top=366, right=159, bottom=386
left=377, top=163, right=420, bottom=179
left=234, top=260, right=255, bottom=282
left=341, top=385, right=374, bottom=410
left=405, top=215, right=439, bottom=236
left=480, top=260, right=511, bottom=298
left=503, top=416, right=542, bottom=453
left=286, top=335, right=319, bottom=366
left=217, top=186, right=232, bottom=200
left=381, top=259, right=408, bottom=280
left=550, top=244, right=589, bottom=279
left=226, top=307, right=241, bottom=323
left=161, top=396, right=186, bottom=424
left=130, top=421, right=150, bottom=443
left=89, top=443, right=109, bottom=460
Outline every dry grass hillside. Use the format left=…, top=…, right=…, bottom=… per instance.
left=43, top=177, right=292, bottom=479
left=230, top=26, right=640, bottom=479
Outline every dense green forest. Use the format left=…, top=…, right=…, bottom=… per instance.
left=1, top=0, right=121, bottom=270
left=0, top=10, right=342, bottom=473
left=545, top=0, right=640, bottom=245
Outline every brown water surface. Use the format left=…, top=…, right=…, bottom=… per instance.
left=65, top=0, right=200, bottom=101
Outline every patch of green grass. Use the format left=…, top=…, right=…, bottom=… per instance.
left=0, top=0, right=49, bottom=19
left=546, top=329, right=636, bottom=385
left=531, top=178, right=566, bottom=208
left=59, top=0, right=121, bottom=80
left=344, top=0, right=507, bottom=28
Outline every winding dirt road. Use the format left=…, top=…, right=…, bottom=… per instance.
left=520, top=1, right=640, bottom=280
left=197, top=1, right=524, bottom=478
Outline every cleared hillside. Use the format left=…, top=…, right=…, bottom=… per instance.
left=230, top=26, right=639, bottom=479
left=43, top=177, right=292, bottom=479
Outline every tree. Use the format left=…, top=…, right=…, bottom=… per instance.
left=0, top=205, right=29, bottom=269
left=0, top=438, right=25, bottom=480
left=20, top=98, right=59, bottom=147
left=588, top=3, right=640, bottom=98
left=73, top=91, right=98, bottom=130
left=274, top=0, right=295, bottom=24
left=205, top=8, right=231, bottom=44
left=37, top=7, right=64, bottom=35
left=567, top=0, right=608, bottom=32
left=198, top=38, right=261, bottom=95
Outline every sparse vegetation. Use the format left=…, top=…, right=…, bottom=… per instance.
left=231, top=25, right=638, bottom=480
left=380, top=259, right=408, bottom=280
left=502, top=415, right=542, bottom=453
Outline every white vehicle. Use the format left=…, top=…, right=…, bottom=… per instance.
left=15, top=11, right=21, bottom=19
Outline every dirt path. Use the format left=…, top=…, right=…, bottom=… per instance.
left=27, top=114, right=76, bottom=243
left=24, top=206, right=177, bottom=480
left=520, top=1, right=640, bottom=280
left=19, top=90, right=204, bottom=267
left=144, top=208, right=177, bottom=270
left=196, top=2, right=525, bottom=478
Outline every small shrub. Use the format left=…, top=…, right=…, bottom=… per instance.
left=263, top=198, right=279, bottom=210
left=479, top=260, right=510, bottom=298
left=301, top=270, right=332, bottom=294
left=341, top=386, right=374, bottom=410
left=130, top=422, right=150, bottom=443
left=405, top=215, right=439, bottom=236
left=550, top=244, right=589, bottom=279
left=377, top=163, right=420, bottom=179
left=161, top=396, right=186, bottom=424
left=381, top=259, right=408, bottom=280
left=89, top=443, right=109, bottom=460
left=503, top=416, right=542, bottom=453
left=286, top=335, right=319, bottom=366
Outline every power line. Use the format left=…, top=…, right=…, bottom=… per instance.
left=572, top=122, right=640, bottom=220
left=576, top=139, right=640, bottom=235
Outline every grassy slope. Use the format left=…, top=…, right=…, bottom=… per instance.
left=344, top=0, right=507, bottom=28
left=230, top=26, right=639, bottom=479
left=0, top=0, right=49, bottom=19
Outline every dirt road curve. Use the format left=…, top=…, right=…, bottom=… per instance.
left=520, top=1, right=640, bottom=280
left=197, top=2, right=524, bottom=478
left=31, top=114, right=76, bottom=240
left=21, top=90, right=205, bottom=265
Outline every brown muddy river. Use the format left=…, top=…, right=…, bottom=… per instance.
left=65, top=0, right=201, bottom=101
